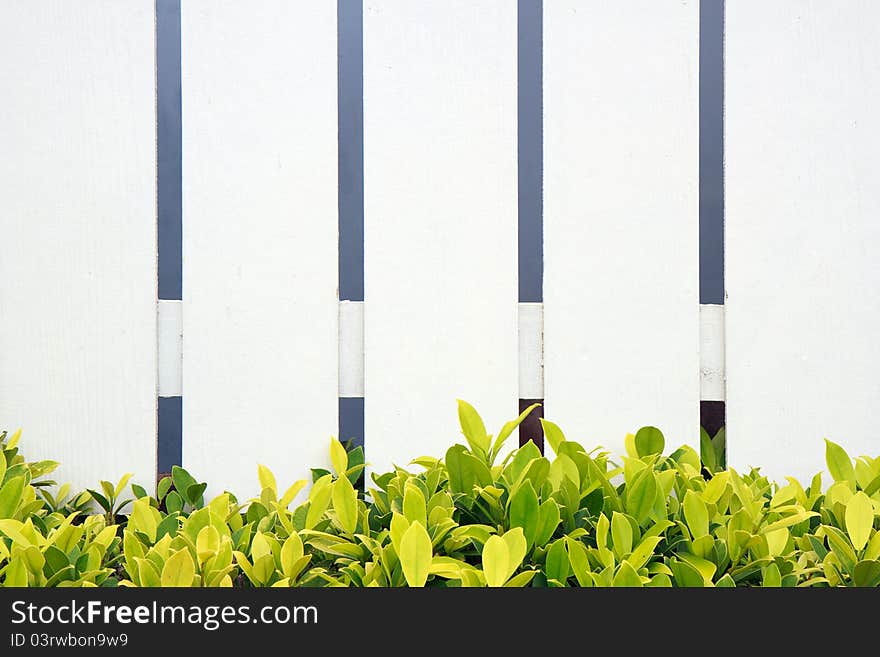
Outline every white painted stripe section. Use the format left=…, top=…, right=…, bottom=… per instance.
left=519, top=303, right=544, bottom=399
left=726, top=1, right=880, bottom=482
left=363, top=1, right=518, bottom=473
left=700, top=304, right=725, bottom=402
left=158, top=300, right=183, bottom=398
left=543, top=1, right=700, bottom=456
left=182, top=1, right=338, bottom=498
left=0, top=1, right=157, bottom=491
left=339, top=301, right=364, bottom=398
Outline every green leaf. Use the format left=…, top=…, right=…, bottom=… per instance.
left=402, top=482, right=427, bottom=528
left=196, top=526, right=220, bottom=563
left=492, top=403, right=541, bottom=461
left=399, top=522, right=432, bottom=587
left=679, top=553, right=717, bottom=585
left=161, top=549, right=195, bottom=587
left=305, top=474, right=333, bottom=530
left=852, top=560, right=880, bottom=587
left=329, top=438, right=349, bottom=479
left=626, top=469, right=657, bottom=525
left=257, top=464, right=277, bottom=496
left=762, top=563, right=781, bottom=588
left=845, top=492, right=874, bottom=551
left=826, top=439, right=855, bottom=484
left=700, top=427, right=716, bottom=472
left=165, top=491, right=183, bottom=515
left=534, top=500, right=561, bottom=548
left=544, top=539, right=569, bottom=584
left=5, top=556, right=28, bottom=586
left=539, top=419, right=566, bottom=455
left=625, top=536, right=663, bottom=571
left=331, top=475, right=358, bottom=535
left=185, top=483, right=207, bottom=508
left=683, top=490, right=709, bottom=538
left=504, top=570, right=538, bottom=588
left=0, top=475, right=25, bottom=518
left=670, top=559, right=704, bottom=587
left=611, top=512, right=633, bottom=558
left=715, top=574, right=736, bottom=588
left=634, top=427, right=665, bottom=457
left=482, top=535, right=510, bottom=587
left=612, top=561, right=643, bottom=587
left=565, top=538, right=592, bottom=587
left=502, top=528, right=527, bottom=576
left=457, top=400, right=490, bottom=457
left=509, top=481, right=539, bottom=548
left=171, top=466, right=198, bottom=500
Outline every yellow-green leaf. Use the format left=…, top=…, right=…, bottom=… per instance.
left=161, top=549, right=195, bottom=587
left=399, top=522, right=432, bottom=587
left=331, top=475, right=358, bottom=534
left=305, top=474, right=333, bottom=530
left=765, top=527, right=789, bottom=557
left=846, top=491, right=874, bottom=551
left=482, top=535, right=510, bottom=587
left=0, top=476, right=25, bottom=519
left=329, top=438, right=349, bottom=478
left=257, top=465, right=277, bottom=496
left=278, top=480, right=308, bottom=508
left=612, top=561, right=643, bottom=587
left=196, top=525, right=220, bottom=563
left=457, top=399, right=490, bottom=455
left=610, top=512, right=633, bottom=558
left=8, top=429, right=22, bottom=450
left=402, top=482, right=427, bottom=527
left=826, top=439, right=855, bottom=484
left=280, top=533, right=304, bottom=578
left=683, top=490, right=709, bottom=538
left=502, top=527, right=527, bottom=575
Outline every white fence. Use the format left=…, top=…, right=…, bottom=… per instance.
left=1, top=1, right=878, bottom=496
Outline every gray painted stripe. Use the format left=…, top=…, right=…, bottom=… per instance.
left=157, top=0, right=182, bottom=301
left=338, top=0, right=364, bottom=303
left=157, top=0, right=182, bottom=476
left=700, top=0, right=724, bottom=305
left=518, top=0, right=543, bottom=304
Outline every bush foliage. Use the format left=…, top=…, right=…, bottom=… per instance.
left=1, top=401, right=879, bottom=587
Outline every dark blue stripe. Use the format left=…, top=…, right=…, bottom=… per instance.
left=157, top=397, right=182, bottom=475
left=339, top=398, right=365, bottom=451
left=518, top=0, right=543, bottom=304
left=699, top=0, right=724, bottom=305
left=338, top=0, right=364, bottom=303
left=157, top=0, right=182, bottom=301
left=157, top=0, right=183, bottom=477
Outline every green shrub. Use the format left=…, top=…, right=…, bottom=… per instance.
left=1, top=405, right=879, bottom=588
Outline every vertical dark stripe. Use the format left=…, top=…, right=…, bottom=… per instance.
left=338, top=1, right=365, bottom=462
left=339, top=398, right=365, bottom=451
left=518, top=1, right=545, bottom=449
left=157, top=0, right=183, bottom=479
left=519, top=399, right=544, bottom=452
left=699, top=0, right=724, bottom=306
left=157, top=397, right=182, bottom=476
left=700, top=0, right=726, bottom=443
left=338, top=0, right=364, bottom=303
left=157, top=0, right=182, bottom=301
left=518, top=0, right=543, bottom=305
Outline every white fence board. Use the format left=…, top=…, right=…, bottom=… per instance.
left=543, top=1, right=700, bottom=457
left=726, top=1, right=880, bottom=482
left=363, top=1, right=519, bottom=474
left=0, top=1, right=157, bottom=491
left=182, top=1, right=338, bottom=498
